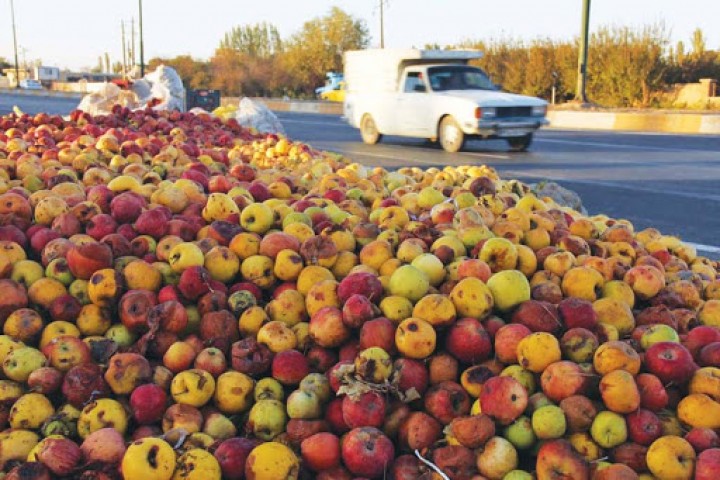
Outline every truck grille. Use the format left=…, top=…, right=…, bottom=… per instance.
left=495, top=107, right=532, bottom=118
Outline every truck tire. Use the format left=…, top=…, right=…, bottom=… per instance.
left=507, top=134, right=533, bottom=152
left=360, top=115, right=382, bottom=145
left=439, top=116, right=465, bottom=153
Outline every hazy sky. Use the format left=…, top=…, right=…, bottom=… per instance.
left=2, top=0, right=718, bottom=71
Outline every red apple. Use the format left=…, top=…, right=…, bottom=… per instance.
left=341, top=427, right=395, bottom=479
left=445, top=317, right=492, bottom=364
left=130, top=383, right=167, bottom=424
left=644, top=341, right=698, bottom=385
left=342, top=392, right=386, bottom=429
left=479, top=376, right=528, bottom=425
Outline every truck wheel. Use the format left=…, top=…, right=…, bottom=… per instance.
left=360, top=115, right=382, bottom=145
left=439, top=116, right=465, bottom=153
left=507, top=134, right=533, bottom=152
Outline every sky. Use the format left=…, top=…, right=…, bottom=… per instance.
left=2, top=0, right=719, bottom=72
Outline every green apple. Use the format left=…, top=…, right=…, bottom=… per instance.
left=282, top=212, right=312, bottom=229
left=487, top=270, right=531, bottom=312
left=503, top=470, right=534, bottom=480
left=11, top=260, right=45, bottom=288
left=500, top=365, right=536, bottom=394
left=384, top=171, right=410, bottom=191
left=104, top=324, right=136, bottom=348
left=324, top=204, right=349, bottom=224
left=285, top=390, right=322, bottom=419
left=45, top=258, right=75, bottom=286
left=590, top=410, right=627, bottom=449
left=248, top=399, right=287, bottom=440
left=368, top=208, right=383, bottom=223
left=532, top=405, right=566, bottom=440
left=411, top=253, right=445, bottom=286
left=183, top=305, right=201, bottom=335
left=503, top=416, right=536, bottom=450
left=346, top=188, right=364, bottom=201
left=640, top=324, right=680, bottom=350
left=417, top=186, right=446, bottom=209
left=457, top=225, right=494, bottom=249
left=240, top=203, right=275, bottom=234
left=68, top=279, right=91, bottom=305
left=389, top=265, right=429, bottom=302
left=3, top=347, right=47, bottom=382
left=453, top=192, right=477, bottom=210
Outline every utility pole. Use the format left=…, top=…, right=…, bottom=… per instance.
left=379, top=0, right=385, bottom=48
left=575, top=0, right=591, bottom=103
left=10, top=0, right=20, bottom=88
left=131, top=17, right=136, bottom=67
left=138, top=0, right=145, bottom=77
left=121, top=20, right=127, bottom=77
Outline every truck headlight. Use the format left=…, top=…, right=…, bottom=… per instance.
left=476, top=107, right=496, bottom=119
left=532, top=105, right=547, bottom=116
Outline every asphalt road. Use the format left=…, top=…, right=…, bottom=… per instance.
left=2, top=93, right=719, bottom=257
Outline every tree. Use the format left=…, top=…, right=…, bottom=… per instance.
left=91, top=56, right=104, bottom=73
left=148, top=55, right=211, bottom=89
left=691, top=28, right=706, bottom=55
left=220, top=22, right=283, bottom=58
left=281, top=7, right=369, bottom=95
left=209, top=48, right=246, bottom=96
left=586, top=25, right=669, bottom=107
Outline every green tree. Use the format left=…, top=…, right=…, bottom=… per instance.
left=586, top=25, right=669, bottom=107
left=220, top=22, right=283, bottom=58
left=281, top=7, right=369, bottom=95
left=691, top=28, right=706, bottom=55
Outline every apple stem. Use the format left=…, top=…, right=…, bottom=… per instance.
left=591, top=456, right=609, bottom=463
left=414, top=449, right=450, bottom=480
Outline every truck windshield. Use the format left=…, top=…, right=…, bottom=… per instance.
left=428, top=66, right=495, bottom=91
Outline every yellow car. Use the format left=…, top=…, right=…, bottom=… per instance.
left=320, top=81, right=346, bottom=103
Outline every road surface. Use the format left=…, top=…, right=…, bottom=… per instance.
left=2, top=93, right=719, bottom=257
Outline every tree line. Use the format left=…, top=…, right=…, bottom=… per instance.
left=143, top=7, right=719, bottom=108
left=148, top=7, right=369, bottom=99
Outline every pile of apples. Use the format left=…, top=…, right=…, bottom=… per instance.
left=0, top=105, right=717, bottom=480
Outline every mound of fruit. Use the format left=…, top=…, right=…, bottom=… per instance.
left=0, top=105, right=718, bottom=480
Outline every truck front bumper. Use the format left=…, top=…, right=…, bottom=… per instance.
left=468, top=118, right=549, bottom=138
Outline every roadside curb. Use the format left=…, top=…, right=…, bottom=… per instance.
left=547, top=110, right=720, bottom=135
left=0, top=88, right=84, bottom=99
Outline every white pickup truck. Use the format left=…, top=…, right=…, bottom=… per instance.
left=343, top=49, right=548, bottom=152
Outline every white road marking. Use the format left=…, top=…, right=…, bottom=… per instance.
left=534, top=137, right=715, bottom=153
left=280, top=118, right=349, bottom=127
left=686, top=242, right=720, bottom=255
left=461, top=151, right=511, bottom=160
left=500, top=169, right=720, bottom=203
left=332, top=149, right=442, bottom=166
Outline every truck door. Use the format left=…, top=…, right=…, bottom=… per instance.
left=396, top=71, right=430, bottom=136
